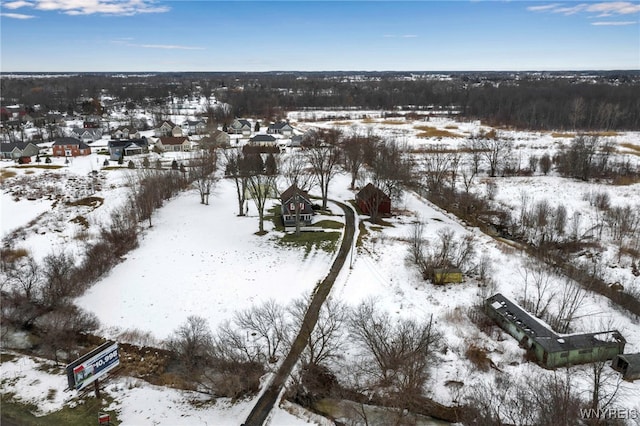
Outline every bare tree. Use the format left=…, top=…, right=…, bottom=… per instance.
left=306, top=128, right=342, bottom=210
left=348, top=298, right=441, bottom=395
left=233, top=299, right=290, bottom=363
left=4, top=254, right=41, bottom=301
left=36, top=304, right=99, bottom=363
left=223, top=148, right=248, bottom=216
left=342, top=129, right=376, bottom=190
left=280, top=151, right=314, bottom=192
left=539, top=152, right=552, bottom=175
left=423, top=144, right=455, bottom=192
left=243, top=154, right=278, bottom=234
left=189, top=148, right=218, bottom=205
left=363, top=140, right=411, bottom=223
left=520, top=261, right=555, bottom=318
left=548, top=279, right=586, bottom=333
left=471, top=130, right=513, bottom=177
left=289, top=296, right=348, bottom=367
left=166, top=315, right=214, bottom=372
left=41, top=251, right=77, bottom=308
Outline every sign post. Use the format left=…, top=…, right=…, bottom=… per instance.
left=65, top=341, right=120, bottom=396
left=98, top=411, right=111, bottom=425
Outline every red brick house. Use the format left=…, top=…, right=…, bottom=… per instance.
left=356, top=183, right=391, bottom=216
left=52, top=137, right=91, bottom=157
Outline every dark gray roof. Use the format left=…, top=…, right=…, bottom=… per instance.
left=250, top=134, right=276, bottom=142
left=486, top=293, right=625, bottom=354
left=0, top=142, right=34, bottom=152
left=108, top=139, right=148, bottom=149
left=268, top=122, right=292, bottom=130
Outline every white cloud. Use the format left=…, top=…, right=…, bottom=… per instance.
left=3, top=1, right=33, bottom=9
left=139, top=44, right=205, bottom=50
left=0, top=12, right=36, bottom=19
left=20, top=0, right=169, bottom=16
left=528, top=2, right=640, bottom=17
left=111, top=40, right=204, bottom=50
left=526, top=3, right=562, bottom=12
left=592, top=20, right=637, bottom=26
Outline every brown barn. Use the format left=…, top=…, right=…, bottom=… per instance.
left=356, top=183, right=391, bottom=216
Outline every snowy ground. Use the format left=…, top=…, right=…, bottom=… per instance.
left=2, top=113, right=640, bottom=424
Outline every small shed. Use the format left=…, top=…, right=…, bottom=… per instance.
left=433, top=268, right=463, bottom=284
left=612, top=353, right=640, bottom=381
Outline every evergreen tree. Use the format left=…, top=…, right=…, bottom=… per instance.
left=128, top=160, right=136, bottom=169
left=265, top=153, right=277, bottom=175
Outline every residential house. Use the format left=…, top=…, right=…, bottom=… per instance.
left=0, top=142, right=40, bottom=160
left=267, top=121, right=294, bottom=137
left=612, top=353, right=640, bottom=381
left=156, top=136, right=190, bottom=152
left=198, top=130, right=230, bottom=150
left=83, top=115, right=101, bottom=129
left=280, top=185, right=314, bottom=227
left=229, top=119, right=252, bottom=136
left=291, top=135, right=304, bottom=147
left=71, top=127, right=102, bottom=143
left=111, top=126, right=141, bottom=140
left=183, top=120, right=206, bottom=136
left=52, top=137, right=91, bottom=157
left=107, top=139, right=149, bottom=161
left=485, top=293, right=626, bottom=369
left=154, top=120, right=179, bottom=137
left=249, top=134, right=277, bottom=146
left=356, top=183, right=391, bottom=216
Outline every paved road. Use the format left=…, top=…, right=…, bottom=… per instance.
left=243, top=200, right=356, bottom=426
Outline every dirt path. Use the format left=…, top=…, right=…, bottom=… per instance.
left=243, top=200, right=356, bottom=426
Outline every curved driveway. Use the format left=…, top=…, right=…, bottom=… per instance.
left=243, top=200, right=356, bottom=426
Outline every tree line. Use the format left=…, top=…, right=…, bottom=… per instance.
left=3, top=71, right=639, bottom=130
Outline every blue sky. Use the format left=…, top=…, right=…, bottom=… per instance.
left=1, top=1, right=639, bottom=72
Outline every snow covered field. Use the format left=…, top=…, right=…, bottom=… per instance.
left=2, top=112, right=640, bottom=424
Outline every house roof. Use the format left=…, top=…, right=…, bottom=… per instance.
left=158, top=136, right=188, bottom=145
left=232, top=119, right=251, bottom=128
left=357, top=183, right=390, bottom=202
left=0, top=142, right=36, bottom=153
left=268, top=122, right=292, bottom=130
left=280, top=184, right=311, bottom=203
left=486, top=293, right=625, bottom=354
left=53, top=137, right=89, bottom=148
left=108, top=139, right=148, bottom=149
left=250, top=134, right=276, bottom=143
left=72, top=127, right=101, bottom=136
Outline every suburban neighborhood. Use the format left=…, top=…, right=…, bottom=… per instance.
left=1, top=69, right=639, bottom=425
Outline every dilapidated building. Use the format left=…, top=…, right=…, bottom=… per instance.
left=612, top=353, right=640, bottom=381
left=485, top=293, right=626, bottom=369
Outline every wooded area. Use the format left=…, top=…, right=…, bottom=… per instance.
left=2, top=71, right=639, bottom=130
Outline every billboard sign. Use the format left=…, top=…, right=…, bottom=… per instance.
left=65, top=341, right=120, bottom=391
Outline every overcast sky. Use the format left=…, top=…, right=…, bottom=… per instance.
left=1, top=0, right=639, bottom=72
